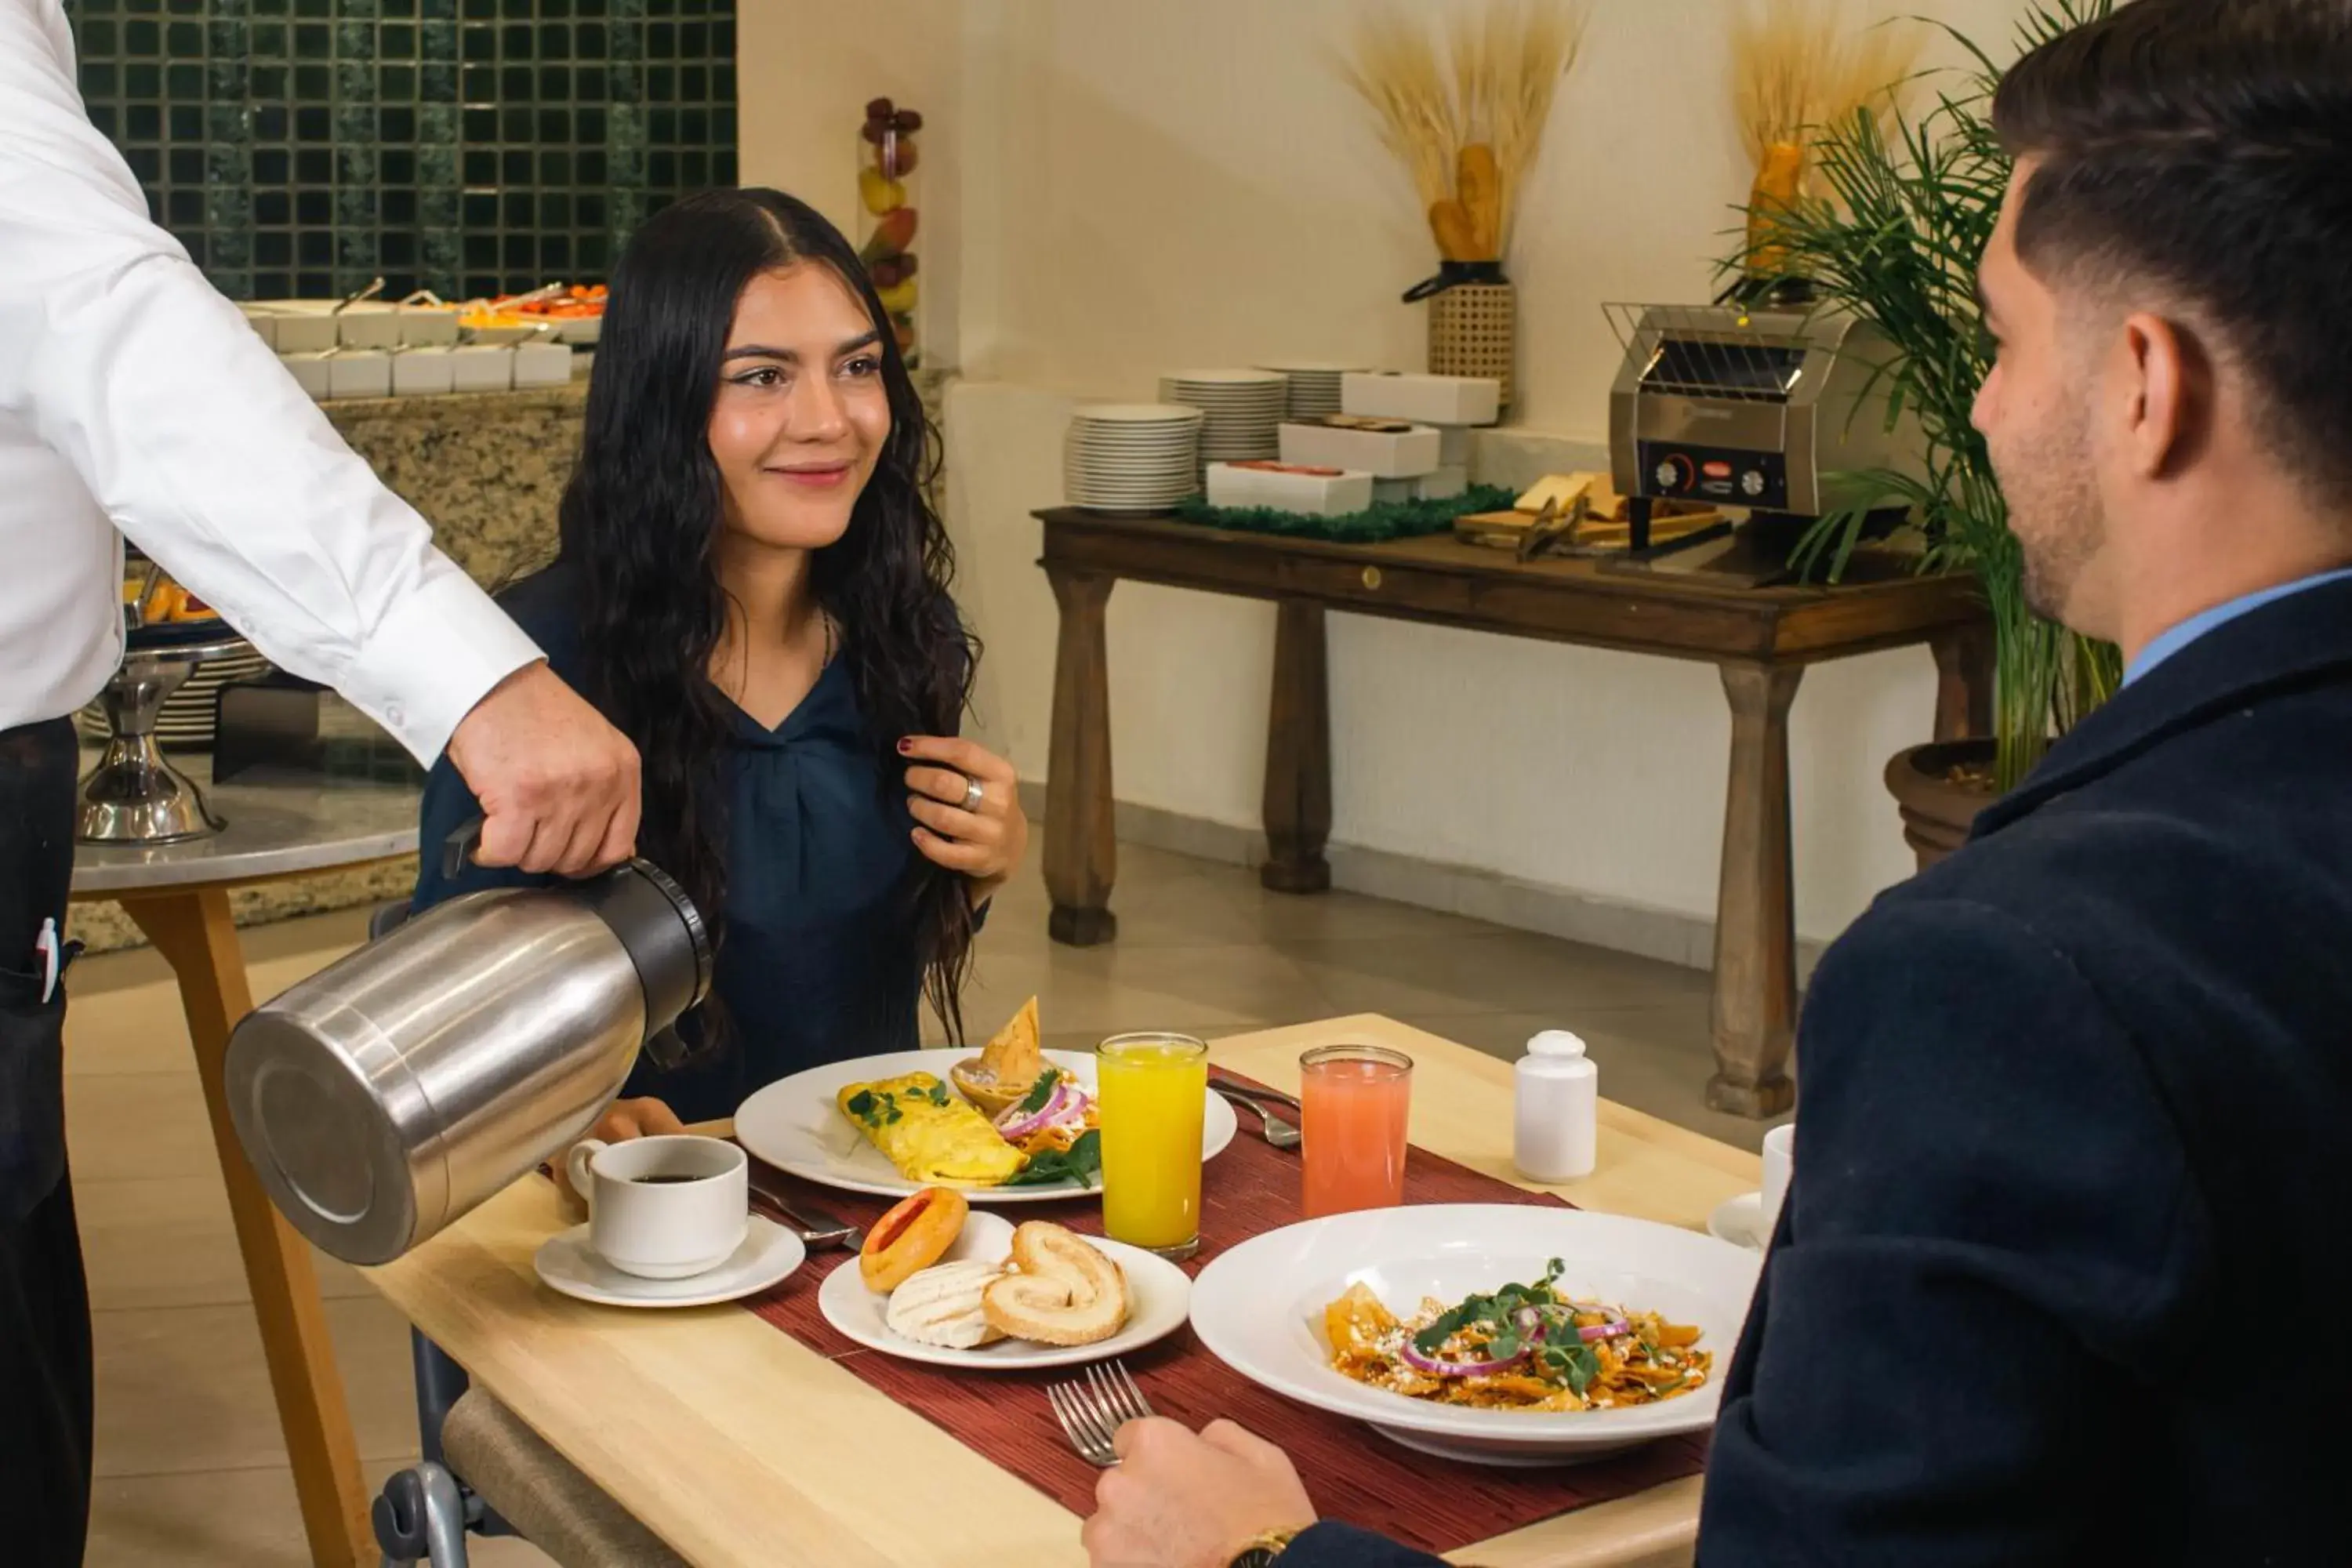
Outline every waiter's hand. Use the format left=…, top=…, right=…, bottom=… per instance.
left=445, top=661, right=640, bottom=875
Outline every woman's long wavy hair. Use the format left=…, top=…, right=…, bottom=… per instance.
left=556, top=187, right=980, bottom=1047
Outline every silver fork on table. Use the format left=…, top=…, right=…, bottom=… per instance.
left=1046, top=1360, right=1156, bottom=1467
left=1214, top=1085, right=1302, bottom=1150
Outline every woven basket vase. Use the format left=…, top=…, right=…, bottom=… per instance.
left=1426, top=281, right=1515, bottom=416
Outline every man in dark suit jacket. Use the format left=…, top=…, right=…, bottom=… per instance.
left=1077, top=3, right=2352, bottom=1566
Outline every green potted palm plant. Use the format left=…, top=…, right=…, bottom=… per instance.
left=1745, top=0, right=2121, bottom=866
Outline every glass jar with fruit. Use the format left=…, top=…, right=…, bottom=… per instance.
left=857, top=96, right=923, bottom=370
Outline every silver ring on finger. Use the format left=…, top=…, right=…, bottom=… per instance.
left=962, top=775, right=985, bottom=812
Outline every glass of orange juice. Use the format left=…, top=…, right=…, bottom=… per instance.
left=1300, top=1044, right=1414, bottom=1218
left=1095, top=1032, right=1208, bottom=1258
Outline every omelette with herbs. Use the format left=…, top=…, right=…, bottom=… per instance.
left=1324, top=1259, right=1711, bottom=1412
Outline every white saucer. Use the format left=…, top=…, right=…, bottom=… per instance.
left=818, top=1212, right=1192, bottom=1370
left=1707, top=1192, right=1770, bottom=1252
left=535, top=1214, right=807, bottom=1308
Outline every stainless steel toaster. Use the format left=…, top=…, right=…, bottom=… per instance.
left=1604, top=303, right=1919, bottom=519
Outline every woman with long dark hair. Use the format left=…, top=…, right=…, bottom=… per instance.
left=411, top=188, right=1026, bottom=1129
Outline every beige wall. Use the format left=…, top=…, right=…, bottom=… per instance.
left=740, top=0, right=2045, bottom=951
left=735, top=0, right=964, bottom=363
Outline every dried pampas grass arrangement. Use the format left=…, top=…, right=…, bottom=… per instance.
left=1730, top=0, right=1922, bottom=276
left=1732, top=0, right=1922, bottom=173
left=1337, top=0, right=1587, bottom=266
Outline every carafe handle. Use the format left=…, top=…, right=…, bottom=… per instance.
left=440, top=818, right=485, bottom=880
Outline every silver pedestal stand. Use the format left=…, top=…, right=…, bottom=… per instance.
left=77, top=637, right=249, bottom=844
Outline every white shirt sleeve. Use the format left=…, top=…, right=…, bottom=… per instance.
left=0, top=0, right=543, bottom=762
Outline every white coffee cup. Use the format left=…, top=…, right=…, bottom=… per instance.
left=1760, top=1123, right=1795, bottom=1234
left=562, top=1134, right=747, bottom=1279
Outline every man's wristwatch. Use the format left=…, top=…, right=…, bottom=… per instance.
left=1229, top=1526, right=1306, bottom=1567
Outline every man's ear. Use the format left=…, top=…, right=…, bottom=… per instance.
left=2115, top=310, right=2212, bottom=481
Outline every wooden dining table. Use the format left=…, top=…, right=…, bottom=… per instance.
left=364, top=1015, right=1760, bottom=1567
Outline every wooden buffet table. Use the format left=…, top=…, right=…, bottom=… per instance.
left=364, top=1015, right=1759, bottom=1568
left=1034, top=511, right=1991, bottom=1117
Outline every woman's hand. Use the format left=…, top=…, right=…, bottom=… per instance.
left=898, top=735, right=1028, bottom=903
left=555, top=1097, right=688, bottom=1202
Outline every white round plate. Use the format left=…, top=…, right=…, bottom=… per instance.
left=1189, top=1205, right=1759, bottom=1467
left=735, top=1048, right=1240, bottom=1203
left=1162, top=368, right=1287, bottom=385
left=1707, top=1192, right=1769, bottom=1252
left=534, top=1214, right=806, bottom=1308
left=1065, top=456, right=1201, bottom=472
left=1072, top=403, right=1203, bottom=423
left=818, top=1211, right=1192, bottom=1370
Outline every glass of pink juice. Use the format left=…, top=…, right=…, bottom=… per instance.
left=1299, top=1044, right=1414, bottom=1218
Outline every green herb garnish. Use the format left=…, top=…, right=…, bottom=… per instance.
left=845, top=1090, right=877, bottom=1123
left=1535, top=1341, right=1602, bottom=1394
left=1012, top=1071, right=1062, bottom=1116
left=1004, top=1129, right=1102, bottom=1188
left=1411, top=1258, right=1567, bottom=1356
left=926, top=1080, right=953, bottom=1109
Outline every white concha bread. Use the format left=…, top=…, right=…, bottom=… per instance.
left=885, top=1259, right=1007, bottom=1349
left=980, top=1221, right=1130, bottom=1347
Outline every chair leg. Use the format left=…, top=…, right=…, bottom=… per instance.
left=418, top=1464, right=470, bottom=1568
left=375, top=1461, right=472, bottom=1568
left=412, top=1329, right=518, bottom=1538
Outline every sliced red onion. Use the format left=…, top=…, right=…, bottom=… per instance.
left=1577, top=1316, right=1632, bottom=1343
left=1399, top=1339, right=1530, bottom=1378
left=993, top=1076, right=1072, bottom=1142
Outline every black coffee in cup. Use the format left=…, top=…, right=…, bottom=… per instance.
left=630, top=1171, right=704, bottom=1185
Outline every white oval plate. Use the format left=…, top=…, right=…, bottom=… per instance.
left=734, top=1048, right=1238, bottom=1204
left=1188, top=1205, right=1759, bottom=1466
left=535, top=1214, right=806, bottom=1309
left=818, top=1212, right=1192, bottom=1370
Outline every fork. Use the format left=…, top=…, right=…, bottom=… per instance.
left=1045, top=1360, right=1156, bottom=1468
left=1214, top=1087, right=1302, bottom=1150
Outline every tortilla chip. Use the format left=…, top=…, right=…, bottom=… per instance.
left=979, top=996, right=1044, bottom=1088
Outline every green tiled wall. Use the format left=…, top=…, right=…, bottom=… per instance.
left=64, top=0, right=737, bottom=303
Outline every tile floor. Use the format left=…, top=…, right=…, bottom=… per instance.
left=63, top=839, right=1783, bottom=1566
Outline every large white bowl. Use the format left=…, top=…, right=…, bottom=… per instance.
left=1189, top=1204, right=1760, bottom=1467
left=734, top=1048, right=1238, bottom=1205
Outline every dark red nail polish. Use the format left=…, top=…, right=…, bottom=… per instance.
left=898, top=738, right=913, bottom=753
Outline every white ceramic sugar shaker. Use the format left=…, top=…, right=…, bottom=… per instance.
left=1514, top=1029, right=1597, bottom=1182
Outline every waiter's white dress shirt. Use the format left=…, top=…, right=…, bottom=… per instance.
left=0, top=0, right=539, bottom=761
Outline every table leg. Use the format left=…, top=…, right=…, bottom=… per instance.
left=122, top=890, right=374, bottom=1568
left=1708, top=663, right=1803, bottom=1119
left=1044, top=566, right=1119, bottom=946
left=1261, top=601, right=1333, bottom=895
left=1930, top=622, right=1995, bottom=742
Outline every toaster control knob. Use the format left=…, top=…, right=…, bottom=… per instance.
left=1740, top=469, right=1767, bottom=498
left=1654, top=455, right=1691, bottom=492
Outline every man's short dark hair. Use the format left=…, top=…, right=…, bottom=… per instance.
left=1994, top=0, right=2352, bottom=502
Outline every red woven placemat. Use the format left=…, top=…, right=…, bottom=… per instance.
left=731, top=1073, right=1709, bottom=1557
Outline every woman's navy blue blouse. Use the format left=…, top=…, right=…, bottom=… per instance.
left=410, top=565, right=929, bottom=1123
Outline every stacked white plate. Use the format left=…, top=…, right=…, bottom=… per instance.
left=76, top=639, right=271, bottom=751
left=1158, top=369, right=1288, bottom=467
left=1254, top=362, right=1367, bottom=422
left=1063, top=403, right=1206, bottom=514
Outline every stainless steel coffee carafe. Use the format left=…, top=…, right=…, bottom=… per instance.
left=224, top=826, right=711, bottom=1265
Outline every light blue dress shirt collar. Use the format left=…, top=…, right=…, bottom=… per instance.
left=2123, top=567, right=2352, bottom=685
